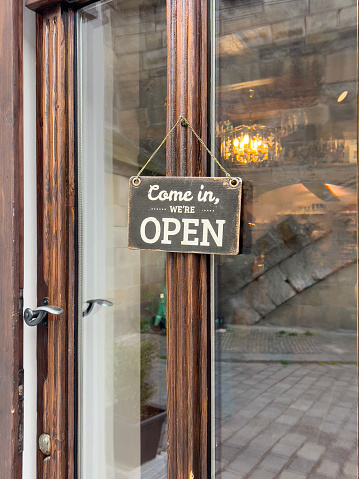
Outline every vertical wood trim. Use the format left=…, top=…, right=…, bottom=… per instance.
left=66, top=9, right=76, bottom=478
left=36, top=6, right=76, bottom=478
left=35, top=12, right=49, bottom=479
left=0, top=0, right=24, bottom=476
left=166, top=1, right=210, bottom=477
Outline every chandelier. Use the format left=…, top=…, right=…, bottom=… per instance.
left=218, top=90, right=282, bottom=165
left=219, top=122, right=282, bottom=164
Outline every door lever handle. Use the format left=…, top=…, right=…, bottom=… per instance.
left=82, top=299, right=113, bottom=317
left=24, top=297, right=64, bottom=327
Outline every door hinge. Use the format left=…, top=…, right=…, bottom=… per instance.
left=19, top=289, right=23, bottom=313
left=18, top=369, right=24, bottom=453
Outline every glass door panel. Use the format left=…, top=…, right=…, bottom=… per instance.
left=77, top=1, right=167, bottom=477
left=214, top=2, right=358, bottom=478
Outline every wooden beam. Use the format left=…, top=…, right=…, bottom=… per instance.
left=26, top=0, right=64, bottom=12
left=36, top=5, right=76, bottom=478
left=26, top=0, right=89, bottom=13
left=26, top=0, right=137, bottom=13
left=166, top=0, right=210, bottom=477
left=0, top=0, right=24, bottom=476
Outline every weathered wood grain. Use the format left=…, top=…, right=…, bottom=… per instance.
left=36, top=6, right=76, bottom=478
left=0, top=0, right=24, bottom=476
left=166, top=0, right=210, bottom=477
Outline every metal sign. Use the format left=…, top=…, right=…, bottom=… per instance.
left=128, top=176, right=242, bottom=255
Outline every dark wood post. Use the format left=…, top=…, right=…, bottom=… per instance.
left=0, top=0, right=24, bottom=477
left=35, top=6, right=76, bottom=478
left=166, top=1, right=210, bottom=477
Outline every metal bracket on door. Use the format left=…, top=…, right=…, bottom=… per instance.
left=24, top=297, right=64, bottom=327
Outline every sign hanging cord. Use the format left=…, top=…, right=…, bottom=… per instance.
left=135, top=116, right=233, bottom=181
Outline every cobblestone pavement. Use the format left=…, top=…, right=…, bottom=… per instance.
left=216, top=326, right=357, bottom=363
left=143, top=327, right=357, bottom=478
left=216, top=362, right=357, bottom=479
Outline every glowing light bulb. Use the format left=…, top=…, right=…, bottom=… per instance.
left=337, top=91, right=348, bottom=103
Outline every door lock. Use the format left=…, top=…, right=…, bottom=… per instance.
left=82, top=299, right=113, bottom=317
left=24, top=297, right=64, bottom=327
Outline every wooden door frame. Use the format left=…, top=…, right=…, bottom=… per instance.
left=26, top=0, right=211, bottom=477
left=166, top=1, right=211, bottom=476
left=0, top=0, right=24, bottom=477
left=26, top=2, right=76, bottom=477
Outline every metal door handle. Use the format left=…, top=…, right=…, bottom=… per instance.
left=82, top=299, right=113, bottom=317
left=24, top=297, right=64, bottom=327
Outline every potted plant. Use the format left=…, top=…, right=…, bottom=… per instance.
left=113, top=338, right=167, bottom=466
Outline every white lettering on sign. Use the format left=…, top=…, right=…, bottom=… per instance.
left=148, top=185, right=194, bottom=202
left=200, top=219, right=225, bottom=247
left=181, top=219, right=199, bottom=246
left=139, top=216, right=226, bottom=247
left=161, top=218, right=181, bottom=244
left=140, top=217, right=161, bottom=243
left=197, top=185, right=219, bottom=205
left=169, top=205, right=182, bottom=213
left=169, top=205, right=195, bottom=213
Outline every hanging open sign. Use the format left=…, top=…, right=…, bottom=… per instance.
left=128, top=176, right=242, bottom=255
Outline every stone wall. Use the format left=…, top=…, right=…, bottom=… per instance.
left=218, top=0, right=357, bottom=166
left=112, top=1, right=167, bottom=173
left=218, top=215, right=356, bottom=329
left=100, top=0, right=167, bottom=334
left=216, top=0, right=357, bottom=330
left=102, top=0, right=357, bottom=331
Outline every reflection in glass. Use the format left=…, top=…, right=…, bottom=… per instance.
left=214, top=1, right=357, bottom=477
left=77, top=1, right=167, bottom=477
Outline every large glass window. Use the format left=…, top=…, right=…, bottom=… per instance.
left=77, top=1, right=167, bottom=477
left=214, top=2, right=358, bottom=478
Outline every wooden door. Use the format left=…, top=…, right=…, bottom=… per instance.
left=26, top=0, right=212, bottom=477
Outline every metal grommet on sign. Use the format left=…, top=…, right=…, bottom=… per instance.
left=132, top=177, right=141, bottom=187
left=229, top=178, right=240, bottom=188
